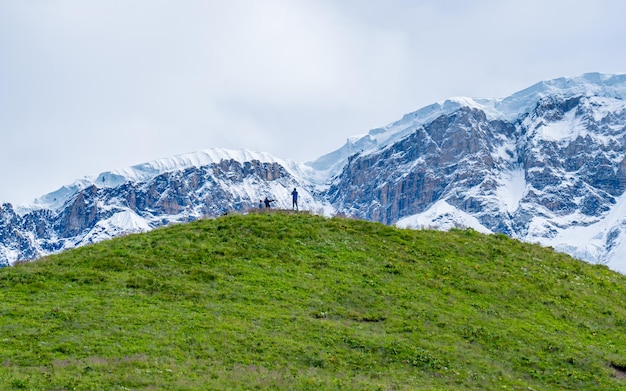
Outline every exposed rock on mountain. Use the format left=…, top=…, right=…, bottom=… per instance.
left=326, top=106, right=517, bottom=226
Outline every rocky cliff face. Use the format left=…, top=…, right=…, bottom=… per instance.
left=326, top=107, right=517, bottom=225
left=3, top=73, right=626, bottom=273
left=512, top=95, right=626, bottom=237
left=327, top=93, right=626, bottom=230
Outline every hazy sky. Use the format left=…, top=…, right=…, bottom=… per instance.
left=1, top=0, right=626, bottom=204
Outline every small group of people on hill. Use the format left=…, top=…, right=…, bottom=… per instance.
left=258, top=188, right=299, bottom=210
left=259, top=197, right=274, bottom=209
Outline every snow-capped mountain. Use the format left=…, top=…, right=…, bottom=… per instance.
left=3, top=72, right=626, bottom=274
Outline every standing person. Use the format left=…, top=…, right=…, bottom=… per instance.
left=258, top=200, right=264, bottom=209
left=291, top=188, right=298, bottom=210
left=264, top=197, right=275, bottom=208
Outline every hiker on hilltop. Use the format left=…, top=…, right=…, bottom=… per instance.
left=264, top=197, right=275, bottom=208
left=291, top=188, right=298, bottom=210
left=258, top=200, right=264, bottom=209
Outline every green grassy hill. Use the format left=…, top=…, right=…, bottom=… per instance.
left=2, top=212, right=626, bottom=390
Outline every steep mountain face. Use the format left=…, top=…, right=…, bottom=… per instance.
left=327, top=94, right=626, bottom=226
left=325, top=107, right=517, bottom=226
left=514, top=95, right=626, bottom=232
left=3, top=72, right=626, bottom=273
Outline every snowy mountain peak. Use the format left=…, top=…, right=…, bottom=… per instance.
left=31, top=148, right=300, bottom=212
left=95, top=148, right=291, bottom=186
left=310, top=73, right=626, bottom=177
left=529, top=72, right=626, bottom=97
left=493, top=72, right=626, bottom=116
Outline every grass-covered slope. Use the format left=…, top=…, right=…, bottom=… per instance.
left=2, top=212, right=626, bottom=390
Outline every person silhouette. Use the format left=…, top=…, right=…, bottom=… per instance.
left=291, top=188, right=298, bottom=210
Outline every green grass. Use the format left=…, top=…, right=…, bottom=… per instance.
left=1, top=211, right=626, bottom=390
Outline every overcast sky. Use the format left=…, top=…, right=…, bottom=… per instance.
left=1, top=0, right=625, bottom=204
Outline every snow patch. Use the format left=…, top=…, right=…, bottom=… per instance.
left=540, top=191, right=626, bottom=272
left=78, top=210, right=151, bottom=246
left=537, top=109, right=584, bottom=142
left=606, top=231, right=626, bottom=274
left=496, top=168, right=527, bottom=213
left=107, top=210, right=152, bottom=232
left=3, top=247, right=21, bottom=266
left=29, top=179, right=94, bottom=213
left=396, top=200, right=492, bottom=234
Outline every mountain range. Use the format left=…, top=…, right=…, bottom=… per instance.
left=2, top=72, right=626, bottom=273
